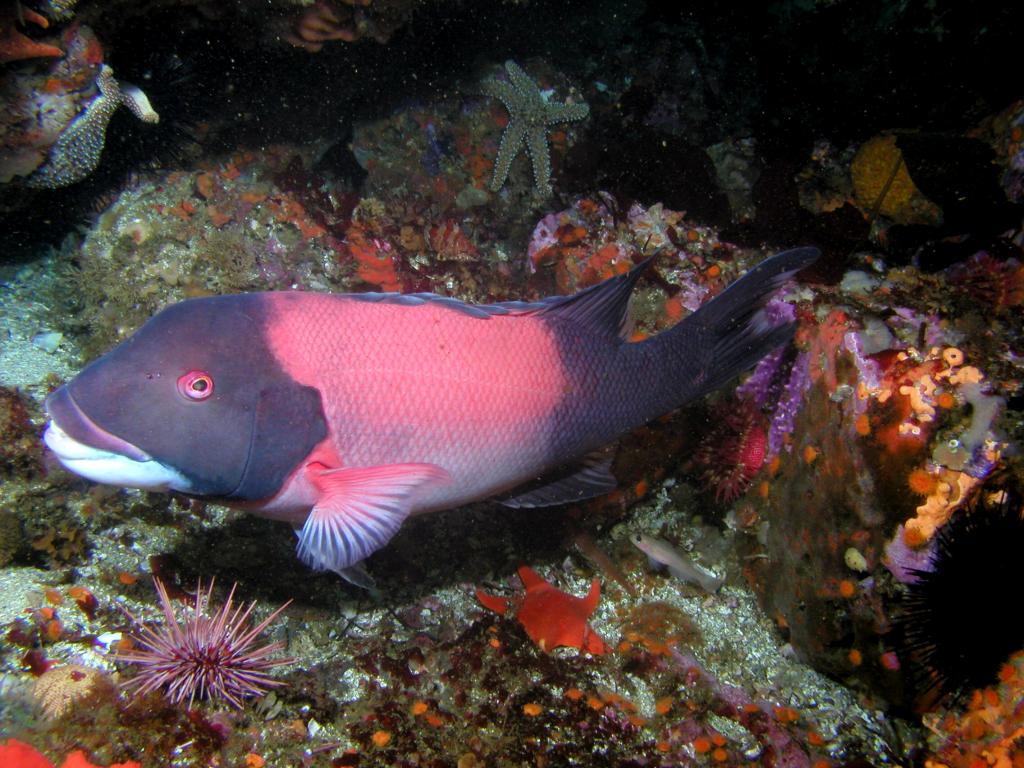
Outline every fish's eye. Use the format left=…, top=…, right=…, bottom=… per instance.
left=177, top=370, right=214, bottom=401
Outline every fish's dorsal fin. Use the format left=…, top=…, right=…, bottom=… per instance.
left=498, top=450, right=617, bottom=508
left=344, top=258, right=651, bottom=336
left=530, top=258, right=651, bottom=341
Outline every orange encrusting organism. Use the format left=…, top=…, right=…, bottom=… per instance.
left=345, top=225, right=402, bottom=292
left=907, top=467, right=939, bottom=496
left=854, top=412, right=871, bottom=436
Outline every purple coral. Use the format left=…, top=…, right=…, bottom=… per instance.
left=736, top=345, right=811, bottom=458
left=882, top=525, right=935, bottom=584
left=842, top=330, right=884, bottom=394
left=766, top=351, right=811, bottom=458
left=736, top=347, right=785, bottom=408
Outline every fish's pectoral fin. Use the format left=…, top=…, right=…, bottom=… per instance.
left=645, top=555, right=667, bottom=573
left=499, top=450, right=616, bottom=508
left=296, top=462, right=450, bottom=573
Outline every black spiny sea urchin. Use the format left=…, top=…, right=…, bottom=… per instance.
left=118, top=578, right=292, bottom=709
left=894, top=479, right=1024, bottom=706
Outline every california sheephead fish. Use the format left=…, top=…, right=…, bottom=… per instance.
left=44, top=248, right=818, bottom=576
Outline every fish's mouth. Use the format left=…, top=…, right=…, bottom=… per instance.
left=43, top=386, right=190, bottom=492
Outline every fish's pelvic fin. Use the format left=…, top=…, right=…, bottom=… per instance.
left=297, top=462, right=450, bottom=572
left=499, top=450, right=616, bottom=508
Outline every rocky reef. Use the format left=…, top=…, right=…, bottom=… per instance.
left=1, top=1, right=1023, bottom=766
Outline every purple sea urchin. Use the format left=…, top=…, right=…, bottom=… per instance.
left=893, top=478, right=1024, bottom=706
left=117, top=578, right=292, bottom=708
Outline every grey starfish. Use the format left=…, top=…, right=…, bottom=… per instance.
left=483, top=60, right=589, bottom=197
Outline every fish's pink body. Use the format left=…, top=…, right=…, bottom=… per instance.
left=262, top=294, right=567, bottom=517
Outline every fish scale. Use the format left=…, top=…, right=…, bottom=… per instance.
left=264, top=294, right=571, bottom=512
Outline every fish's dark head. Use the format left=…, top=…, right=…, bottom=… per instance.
left=44, top=294, right=326, bottom=501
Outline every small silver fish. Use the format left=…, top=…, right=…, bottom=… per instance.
left=631, top=533, right=724, bottom=594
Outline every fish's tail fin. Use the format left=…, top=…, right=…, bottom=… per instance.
left=638, top=247, right=819, bottom=414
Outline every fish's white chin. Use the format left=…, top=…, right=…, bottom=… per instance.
left=43, top=420, right=191, bottom=492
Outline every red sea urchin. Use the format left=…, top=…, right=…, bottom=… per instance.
left=117, top=579, right=292, bottom=708
left=893, top=478, right=1024, bottom=706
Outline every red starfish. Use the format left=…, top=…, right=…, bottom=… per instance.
left=0, top=4, right=63, bottom=65
left=476, top=565, right=607, bottom=654
left=0, top=738, right=140, bottom=768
